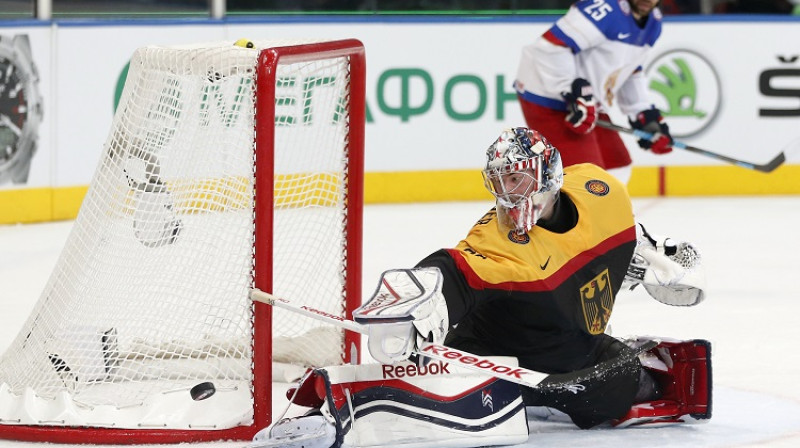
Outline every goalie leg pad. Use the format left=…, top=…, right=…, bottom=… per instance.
left=264, top=360, right=529, bottom=448
left=615, top=337, right=712, bottom=428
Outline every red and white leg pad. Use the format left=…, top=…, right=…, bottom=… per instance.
left=614, top=338, right=712, bottom=428
left=255, top=359, right=529, bottom=448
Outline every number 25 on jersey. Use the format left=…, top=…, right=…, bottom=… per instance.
left=584, top=0, right=612, bottom=21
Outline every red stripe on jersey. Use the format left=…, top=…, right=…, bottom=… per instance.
left=543, top=30, right=568, bottom=47
left=448, top=225, right=636, bottom=292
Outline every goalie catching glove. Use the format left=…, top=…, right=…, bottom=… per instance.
left=353, top=267, right=450, bottom=364
left=623, top=224, right=706, bottom=306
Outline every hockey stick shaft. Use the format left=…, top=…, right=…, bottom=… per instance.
left=250, top=288, right=653, bottom=391
left=596, top=120, right=785, bottom=173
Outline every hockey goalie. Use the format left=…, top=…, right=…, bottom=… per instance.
left=254, top=128, right=711, bottom=448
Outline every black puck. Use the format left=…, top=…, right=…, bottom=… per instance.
left=190, top=382, right=216, bottom=401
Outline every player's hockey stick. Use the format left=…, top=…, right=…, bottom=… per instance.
left=250, top=288, right=655, bottom=392
left=596, top=120, right=786, bottom=173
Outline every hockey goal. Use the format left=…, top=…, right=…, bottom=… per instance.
left=0, top=39, right=365, bottom=443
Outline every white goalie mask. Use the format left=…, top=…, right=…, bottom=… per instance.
left=482, top=127, right=564, bottom=234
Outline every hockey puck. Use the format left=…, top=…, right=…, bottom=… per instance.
left=190, top=382, right=216, bottom=401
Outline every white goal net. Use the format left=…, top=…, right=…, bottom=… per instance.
left=0, top=38, right=364, bottom=443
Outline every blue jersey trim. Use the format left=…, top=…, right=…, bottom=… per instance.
left=517, top=90, right=567, bottom=111
left=548, top=25, right=581, bottom=53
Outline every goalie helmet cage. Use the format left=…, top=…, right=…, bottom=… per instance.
left=0, top=39, right=365, bottom=443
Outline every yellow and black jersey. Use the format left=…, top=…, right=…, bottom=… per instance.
left=416, top=164, right=637, bottom=373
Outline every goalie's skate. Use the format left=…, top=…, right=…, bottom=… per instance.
left=250, top=415, right=335, bottom=448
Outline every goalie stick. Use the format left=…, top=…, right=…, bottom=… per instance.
left=596, top=120, right=786, bottom=173
left=249, top=288, right=656, bottom=392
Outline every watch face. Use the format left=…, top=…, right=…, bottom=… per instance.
left=0, top=55, right=28, bottom=168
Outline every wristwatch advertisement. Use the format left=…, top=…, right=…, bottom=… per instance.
left=0, top=34, right=43, bottom=186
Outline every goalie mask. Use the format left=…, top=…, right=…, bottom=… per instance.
left=482, top=127, right=564, bottom=234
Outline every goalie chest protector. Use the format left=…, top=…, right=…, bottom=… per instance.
left=445, top=164, right=637, bottom=358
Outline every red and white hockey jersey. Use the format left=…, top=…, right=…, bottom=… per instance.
left=515, top=0, right=663, bottom=117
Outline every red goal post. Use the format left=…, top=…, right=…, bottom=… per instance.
left=0, top=39, right=365, bottom=444
left=252, top=38, right=366, bottom=440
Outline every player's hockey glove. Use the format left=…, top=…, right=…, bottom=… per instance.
left=353, top=268, right=450, bottom=365
left=630, top=107, right=673, bottom=154
left=623, top=224, right=706, bottom=306
left=562, top=78, right=598, bottom=134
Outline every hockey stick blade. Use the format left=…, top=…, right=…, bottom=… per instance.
left=250, top=288, right=652, bottom=392
left=596, top=120, right=786, bottom=173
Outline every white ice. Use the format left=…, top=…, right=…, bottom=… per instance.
left=1, top=196, right=800, bottom=447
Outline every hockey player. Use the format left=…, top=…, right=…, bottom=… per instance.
left=514, top=0, right=673, bottom=184
left=255, top=128, right=710, bottom=448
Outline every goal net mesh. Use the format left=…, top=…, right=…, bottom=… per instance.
left=0, top=39, right=359, bottom=432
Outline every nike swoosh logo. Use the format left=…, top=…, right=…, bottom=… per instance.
left=618, top=32, right=630, bottom=39
left=540, top=256, right=551, bottom=270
